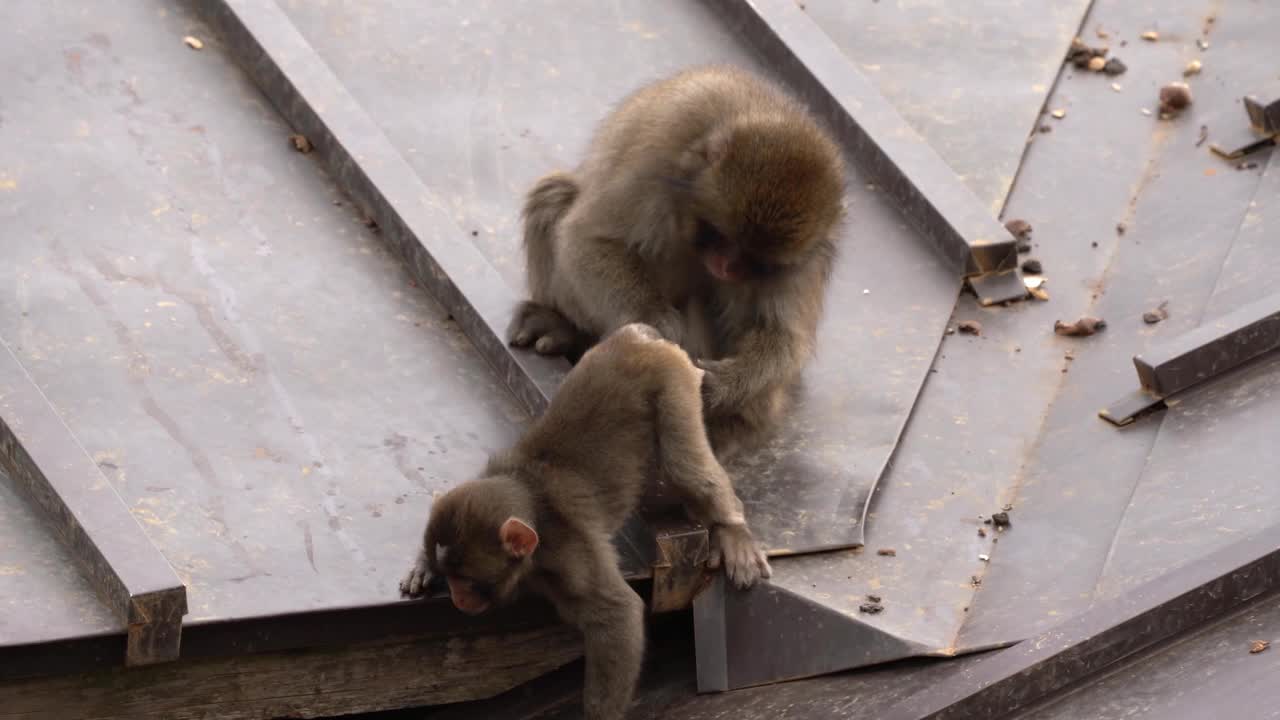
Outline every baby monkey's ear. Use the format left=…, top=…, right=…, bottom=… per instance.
left=500, top=517, right=539, bottom=558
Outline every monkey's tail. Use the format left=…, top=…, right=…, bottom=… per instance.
left=521, top=172, right=579, bottom=301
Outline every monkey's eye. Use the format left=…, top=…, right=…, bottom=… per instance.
left=740, top=252, right=784, bottom=279
left=694, top=219, right=726, bottom=251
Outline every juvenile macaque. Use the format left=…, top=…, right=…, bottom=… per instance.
left=401, top=323, right=770, bottom=720
left=508, top=65, right=846, bottom=457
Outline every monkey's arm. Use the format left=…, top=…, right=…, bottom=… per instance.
left=538, top=542, right=645, bottom=720
left=558, top=233, right=685, bottom=344
left=699, top=323, right=812, bottom=412
left=398, top=546, right=430, bottom=597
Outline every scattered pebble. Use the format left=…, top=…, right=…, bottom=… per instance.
left=866, top=594, right=882, bottom=603
left=183, top=35, right=204, bottom=50
left=979, top=554, right=991, bottom=562
left=1140, top=30, right=1160, bottom=42
left=945, top=327, right=956, bottom=335
left=1238, top=161, right=1260, bottom=171
left=991, top=511, right=1012, bottom=528
left=1141, top=108, right=1153, bottom=116
left=1251, top=640, right=1271, bottom=654
left=1021, top=259, right=1043, bottom=274
left=1183, top=59, right=1203, bottom=76
left=1051, top=108, right=1067, bottom=119
left=1026, top=281, right=1049, bottom=302
left=1111, top=82, right=1123, bottom=93
left=1159, top=82, right=1193, bottom=116
left=1116, top=222, right=1127, bottom=235
left=1067, top=39, right=1110, bottom=71
left=1055, top=316, right=1107, bottom=337
left=1038, top=124, right=1053, bottom=133
left=859, top=602, right=885, bottom=615
left=289, top=134, right=313, bottom=154
left=1103, top=57, right=1128, bottom=76
left=863, top=288, right=871, bottom=295
left=958, top=320, right=983, bottom=336
left=971, top=575, right=982, bottom=587
left=978, top=527, right=987, bottom=538
left=1005, top=218, right=1033, bottom=240
left=877, top=548, right=897, bottom=557
left=1196, top=125, right=1209, bottom=147
left=1143, top=301, right=1169, bottom=324
left=1197, top=38, right=1210, bottom=50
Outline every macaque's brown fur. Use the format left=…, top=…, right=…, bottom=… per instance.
left=508, top=65, right=845, bottom=457
left=401, top=324, right=770, bottom=720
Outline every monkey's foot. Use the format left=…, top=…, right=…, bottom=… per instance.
left=507, top=301, right=581, bottom=356
left=399, top=549, right=430, bottom=598
left=708, top=524, right=772, bottom=589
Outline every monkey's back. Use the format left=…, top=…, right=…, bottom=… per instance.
left=514, top=326, right=698, bottom=531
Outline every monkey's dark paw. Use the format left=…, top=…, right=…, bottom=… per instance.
left=507, top=302, right=579, bottom=356
left=709, top=524, right=772, bottom=589
left=399, top=550, right=430, bottom=598
left=696, top=359, right=737, bottom=412
left=647, top=308, right=685, bottom=347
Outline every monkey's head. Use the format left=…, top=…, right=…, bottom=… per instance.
left=678, top=115, right=845, bottom=284
left=423, top=476, right=539, bottom=615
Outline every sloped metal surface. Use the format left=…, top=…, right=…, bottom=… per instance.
left=959, top=0, right=1280, bottom=649
left=0, top=0, right=528, bottom=631
left=802, top=0, right=1094, bottom=214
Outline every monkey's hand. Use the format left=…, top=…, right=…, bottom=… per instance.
left=708, top=523, right=772, bottom=589
left=644, top=307, right=686, bottom=347
left=507, top=301, right=582, bottom=356
left=399, top=547, right=430, bottom=598
left=697, top=358, right=745, bottom=413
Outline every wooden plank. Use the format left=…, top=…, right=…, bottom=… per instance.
left=0, top=336, right=186, bottom=666
left=0, top=625, right=582, bottom=720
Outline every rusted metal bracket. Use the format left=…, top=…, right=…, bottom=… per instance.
left=1210, top=93, right=1279, bottom=160
left=1101, top=291, right=1280, bottom=426
left=647, top=513, right=712, bottom=614
left=0, top=337, right=187, bottom=666
left=705, top=0, right=1025, bottom=304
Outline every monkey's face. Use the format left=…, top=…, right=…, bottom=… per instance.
left=424, top=487, right=539, bottom=615
left=689, top=119, right=845, bottom=283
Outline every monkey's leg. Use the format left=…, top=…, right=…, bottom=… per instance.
left=522, top=171, right=578, bottom=302
left=654, top=367, right=771, bottom=588
left=557, top=233, right=685, bottom=345
left=507, top=301, right=589, bottom=356
left=705, top=386, right=788, bottom=462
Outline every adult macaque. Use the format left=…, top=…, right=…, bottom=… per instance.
left=401, top=323, right=770, bottom=720
left=508, top=65, right=846, bottom=457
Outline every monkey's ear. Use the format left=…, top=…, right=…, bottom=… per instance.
left=499, top=517, right=539, bottom=558
left=682, top=127, right=732, bottom=172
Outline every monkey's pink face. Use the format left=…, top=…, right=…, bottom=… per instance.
left=694, top=219, right=790, bottom=284
left=444, top=576, right=492, bottom=615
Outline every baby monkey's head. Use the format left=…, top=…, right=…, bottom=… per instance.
left=424, top=476, right=538, bottom=615
left=682, top=113, right=845, bottom=284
